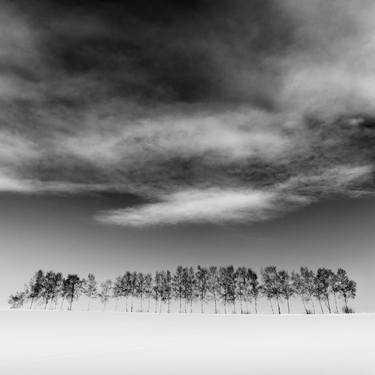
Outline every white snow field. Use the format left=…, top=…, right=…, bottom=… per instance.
left=1, top=311, right=374, bottom=375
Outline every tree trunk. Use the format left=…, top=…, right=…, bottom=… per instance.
left=60, top=296, right=65, bottom=310
left=301, top=298, right=308, bottom=314
left=269, top=298, right=274, bottom=314
left=318, top=298, right=324, bottom=314
left=214, top=296, right=218, bottom=314
left=254, top=298, right=258, bottom=314
left=333, top=293, right=339, bottom=313
left=344, top=296, right=348, bottom=311
left=286, top=297, right=290, bottom=314
left=147, top=296, right=151, bottom=313
left=311, top=298, right=316, bottom=314
left=276, top=298, right=281, bottom=314
left=131, top=295, right=134, bottom=312
left=324, top=295, right=332, bottom=314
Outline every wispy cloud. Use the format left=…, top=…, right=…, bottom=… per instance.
left=97, top=188, right=277, bottom=226
left=96, top=165, right=373, bottom=227
left=280, top=165, right=374, bottom=196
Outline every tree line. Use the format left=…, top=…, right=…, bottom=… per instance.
left=8, top=266, right=357, bottom=314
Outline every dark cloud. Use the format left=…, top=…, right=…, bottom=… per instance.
left=0, top=0, right=374, bottom=225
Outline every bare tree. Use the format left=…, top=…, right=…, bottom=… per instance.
left=183, top=267, right=196, bottom=313
left=261, top=266, right=280, bottom=314
left=235, top=267, right=248, bottom=314
left=161, top=270, right=172, bottom=313
left=42, top=271, right=63, bottom=310
left=292, top=270, right=309, bottom=313
left=329, top=271, right=341, bottom=313
left=218, top=266, right=236, bottom=314
left=122, top=272, right=132, bottom=312
left=27, top=270, right=45, bottom=309
left=8, top=291, right=26, bottom=309
left=278, top=270, right=294, bottom=314
left=172, top=266, right=184, bottom=313
left=113, top=276, right=123, bottom=311
left=99, top=279, right=113, bottom=310
left=144, top=273, right=153, bottom=312
left=315, top=268, right=333, bottom=314
left=248, top=268, right=260, bottom=314
left=208, top=266, right=220, bottom=313
left=135, top=272, right=145, bottom=312
left=196, top=266, right=209, bottom=313
left=63, top=274, right=82, bottom=311
left=336, top=268, right=357, bottom=313
left=153, top=271, right=162, bottom=313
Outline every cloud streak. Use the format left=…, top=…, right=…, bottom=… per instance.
left=97, top=188, right=277, bottom=227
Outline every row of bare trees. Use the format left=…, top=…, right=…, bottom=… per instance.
left=8, top=266, right=357, bottom=314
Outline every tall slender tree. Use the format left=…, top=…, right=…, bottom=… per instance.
left=42, top=271, right=63, bottom=310
left=261, top=266, right=280, bottom=314
left=301, top=267, right=316, bottom=313
left=278, top=270, right=294, bottom=314
left=218, top=266, right=236, bottom=314
left=28, top=270, right=45, bottom=309
left=161, top=270, right=172, bottom=313
left=248, top=268, right=260, bottom=314
left=292, top=270, right=309, bottom=313
left=315, top=268, right=333, bottom=314
left=63, top=274, right=82, bottom=311
left=112, top=276, right=123, bottom=311
left=129, top=272, right=138, bottom=312
left=135, top=272, right=145, bottom=312
left=208, top=266, right=220, bottom=313
left=99, top=279, right=113, bottom=310
left=235, top=267, right=248, bottom=314
left=144, top=273, right=153, bottom=312
left=172, top=266, right=184, bottom=313
left=122, top=272, right=132, bottom=312
left=183, top=267, right=196, bottom=313
left=329, top=271, right=341, bottom=313
left=336, top=268, right=357, bottom=312
left=153, top=271, right=162, bottom=313
left=196, top=266, right=209, bottom=313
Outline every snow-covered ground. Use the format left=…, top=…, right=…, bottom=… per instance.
left=1, top=311, right=374, bottom=375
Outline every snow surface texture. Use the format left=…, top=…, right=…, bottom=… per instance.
left=1, top=311, right=374, bottom=375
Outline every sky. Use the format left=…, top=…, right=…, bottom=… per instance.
left=1, top=0, right=375, bottom=311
